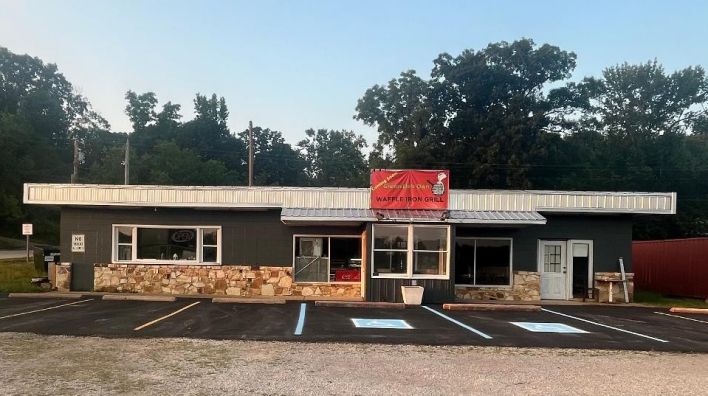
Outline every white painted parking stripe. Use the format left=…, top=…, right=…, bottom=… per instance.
left=133, top=301, right=201, bottom=331
left=541, top=308, right=669, bottom=343
left=0, top=299, right=93, bottom=320
left=294, top=303, right=307, bottom=335
left=655, top=311, right=708, bottom=324
left=422, top=306, right=492, bottom=339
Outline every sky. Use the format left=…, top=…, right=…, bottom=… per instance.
left=1, top=0, right=707, bottom=145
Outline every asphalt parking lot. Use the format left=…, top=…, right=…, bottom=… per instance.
left=0, top=297, right=706, bottom=352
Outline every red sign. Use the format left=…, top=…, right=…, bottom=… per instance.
left=370, top=170, right=449, bottom=209
left=335, top=269, right=361, bottom=282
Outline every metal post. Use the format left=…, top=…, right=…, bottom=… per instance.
left=71, top=138, right=79, bottom=183
left=124, top=134, right=130, bottom=185
left=248, top=121, right=254, bottom=187
left=26, top=235, right=29, bottom=263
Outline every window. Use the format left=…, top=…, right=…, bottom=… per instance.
left=372, top=225, right=449, bottom=279
left=293, top=236, right=361, bottom=283
left=116, top=226, right=133, bottom=261
left=113, top=225, right=221, bottom=264
left=455, top=238, right=512, bottom=286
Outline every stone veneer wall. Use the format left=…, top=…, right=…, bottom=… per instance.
left=595, top=272, right=634, bottom=303
left=55, top=263, right=72, bottom=292
left=94, top=264, right=362, bottom=299
left=455, top=271, right=541, bottom=301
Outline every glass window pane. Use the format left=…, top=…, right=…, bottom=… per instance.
left=329, top=238, right=361, bottom=282
left=137, top=228, right=197, bottom=260
left=294, top=256, right=328, bottom=282
left=202, top=228, right=218, bottom=246
left=414, top=251, right=447, bottom=275
left=454, top=239, right=475, bottom=284
left=203, top=246, right=217, bottom=262
left=117, top=227, right=132, bottom=243
left=373, top=251, right=407, bottom=275
left=414, top=227, right=446, bottom=251
left=118, top=245, right=132, bottom=261
left=374, top=226, right=408, bottom=250
left=475, top=239, right=511, bottom=285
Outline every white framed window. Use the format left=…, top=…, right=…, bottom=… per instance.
left=112, top=225, right=221, bottom=265
left=292, top=235, right=362, bottom=283
left=372, top=224, right=450, bottom=279
left=454, top=237, right=513, bottom=286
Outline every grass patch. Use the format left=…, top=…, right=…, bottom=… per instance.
left=634, top=289, right=708, bottom=309
left=0, top=258, right=47, bottom=293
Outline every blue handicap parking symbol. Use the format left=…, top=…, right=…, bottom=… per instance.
left=351, top=318, right=413, bottom=329
left=511, top=322, right=588, bottom=334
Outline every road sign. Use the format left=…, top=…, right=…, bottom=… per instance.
left=511, top=322, right=588, bottom=334
left=351, top=318, right=413, bottom=329
left=22, top=223, right=33, bottom=235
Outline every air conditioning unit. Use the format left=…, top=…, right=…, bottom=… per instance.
left=299, top=237, right=323, bottom=257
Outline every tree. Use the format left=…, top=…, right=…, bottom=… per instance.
left=356, top=39, right=578, bottom=188
left=124, top=91, right=158, bottom=132
left=238, top=126, right=306, bottom=186
left=297, top=129, right=368, bottom=187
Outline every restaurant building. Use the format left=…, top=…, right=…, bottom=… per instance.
left=23, top=170, right=676, bottom=303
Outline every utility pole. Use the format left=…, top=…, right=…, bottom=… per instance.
left=70, top=137, right=79, bottom=183
left=248, top=120, right=254, bottom=187
left=124, top=134, right=130, bottom=185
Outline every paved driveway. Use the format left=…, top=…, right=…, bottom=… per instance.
left=0, top=297, right=706, bottom=352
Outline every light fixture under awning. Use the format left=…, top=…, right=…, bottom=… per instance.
left=281, top=208, right=546, bottom=225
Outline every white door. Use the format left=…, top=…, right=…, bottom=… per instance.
left=539, top=241, right=567, bottom=300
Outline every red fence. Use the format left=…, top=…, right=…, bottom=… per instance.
left=633, top=238, right=708, bottom=299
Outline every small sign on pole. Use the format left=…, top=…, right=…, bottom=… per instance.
left=22, top=223, right=33, bottom=263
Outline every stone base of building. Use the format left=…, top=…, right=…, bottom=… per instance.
left=595, top=272, right=634, bottom=303
left=55, top=263, right=72, bottom=292
left=93, top=264, right=362, bottom=299
left=455, top=271, right=541, bottom=301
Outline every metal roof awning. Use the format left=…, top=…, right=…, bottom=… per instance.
left=281, top=208, right=546, bottom=225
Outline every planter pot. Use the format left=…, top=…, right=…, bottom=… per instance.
left=401, top=286, right=424, bottom=305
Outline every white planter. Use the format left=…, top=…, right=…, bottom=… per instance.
left=401, top=286, right=424, bottom=305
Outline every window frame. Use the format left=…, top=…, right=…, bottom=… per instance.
left=292, top=234, right=362, bottom=284
left=371, top=224, right=451, bottom=280
left=454, top=237, right=513, bottom=287
left=112, top=224, right=222, bottom=265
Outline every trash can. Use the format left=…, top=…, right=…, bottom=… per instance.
left=401, top=286, right=424, bottom=305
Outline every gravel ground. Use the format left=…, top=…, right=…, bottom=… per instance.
left=0, top=332, right=706, bottom=395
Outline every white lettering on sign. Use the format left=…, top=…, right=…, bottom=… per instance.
left=22, top=223, right=33, bottom=235
left=71, top=234, right=85, bottom=253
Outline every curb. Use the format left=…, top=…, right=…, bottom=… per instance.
left=8, top=292, right=84, bottom=299
left=443, top=303, right=541, bottom=312
left=102, top=294, right=176, bottom=302
left=314, top=301, right=406, bottom=309
left=212, top=297, right=286, bottom=304
left=669, top=307, right=708, bottom=315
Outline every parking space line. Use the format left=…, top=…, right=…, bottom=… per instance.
left=541, top=308, right=669, bottom=343
left=655, top=311, right=708, bottom=324
left=421, top=306, right=492, bottom=339
left=294, top=303, right=306, bottom=335
left=133, top=301, right=201, bottom=331
left=0, top=299, right=94, bottom=320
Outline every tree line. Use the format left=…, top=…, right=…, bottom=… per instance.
left=1, top=39, right=707, bottom=242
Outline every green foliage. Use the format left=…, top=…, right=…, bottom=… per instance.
left=298, top=129, right=368, bottom=187
left=0, top=259, right=45, bottom=293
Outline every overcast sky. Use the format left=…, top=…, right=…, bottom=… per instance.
left=1, top=0, right=707, bottom=145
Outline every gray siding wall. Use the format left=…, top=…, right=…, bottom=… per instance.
left=366, top=215, right=633, bottom=303
left=60, top=207, right=363, bottom=268
left=456, top=214, right=633, bottom=273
